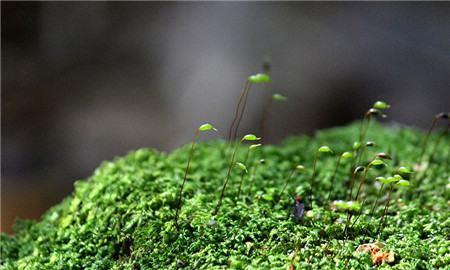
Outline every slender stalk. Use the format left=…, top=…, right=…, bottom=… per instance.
left=227, top=80, right=251, bottom=141
left=350, top=198, right=366, bottom=228
left=237, top=148, right=251, bottom=199
left=358, top=114, right=369, bottom=144
left=212, top=142, right=241, bottom=216
left=258, top=60, right=273, bottom=142
left=349, top=157, right=385, bottom=231
left=344, top=165, right=369, bottom=236
left=348, top=115, right=370, bottom=188
left=349, top=114, right=369, bottom=175
left=348, top=122, right=365, bottom=175
left=232, top=83, right=252, bottom=141
left=447, top=137, right=450, bottom=173
left=428, top=123, right=449, bottom=164
left=248, top=160, right=263, bottom=197
left=326, top=155, right=342, bottom=203
left=354, top=166, right=370, bottom=201
left=370, top=183, right=384, bottom=216
left=412, top=114, right=449, bottom=198
left=309, top=151, right=319, bottom=204
left=343, top=212, right=353, bottom=237
left=347, top=168, right=360, bottom=201
left=175, top=130, right=199, bottom=229
left=417, top=117, right=439, bottom=166
left=274, top=166, right=298, bottom=207
left=377, top=185, right=394, bottom=239
left=355, top=113, right=372, bottom=165
left=347, top=148, right=358, bottom=189
left=343, top=199, right=366, bottom=237
left=417, top=113, right=449, bottom=168
left=259, top=96, right=273, bottom=143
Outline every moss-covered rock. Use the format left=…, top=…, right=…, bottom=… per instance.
left=1, top=123, right=449, bottom=269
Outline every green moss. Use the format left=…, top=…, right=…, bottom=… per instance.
left=1, top=122, right=449, bottom=269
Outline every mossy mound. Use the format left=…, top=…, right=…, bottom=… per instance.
left=1, top=123, right=449, bottom=269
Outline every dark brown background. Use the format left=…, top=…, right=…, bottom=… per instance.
left=2, top=2, right=449, bottom=233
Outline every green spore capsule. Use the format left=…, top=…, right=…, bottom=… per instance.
left=373, top=101, right=391, bottom=110
left=248, top=73, right=272, bottom=84
left=272, top=93, right=287, bottom=101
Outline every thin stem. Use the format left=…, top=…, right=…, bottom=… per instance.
left=227, top=80, right=250, bottom=141
left=175, top=131, right=199, bottom=229
left=343, top=212, right=352, bottom=238
left=259, top=96, right=273, bottom=143
left=344, top=165, right=369, bottom=236
left=358, top=114, right=368, bottom=143
left=343, top=198, right=369, bottom=237
left=377, top=185, right=394, bottom=239
left=447, top=136, right=450, bottom=174
left=428, top=123, right=449, bottom=165
left=326, top=154, right=342, bottom=203
left=274, top=166, right=297, bottom=207
left=350, top=198, right=367, bottom=229
left=347, top=149, right=357, bottom=190
left=413, top=114, right=449, bottom=192
left=232, top=82, right=252, bottom=141
left=356, top=114, right=372, bottom=166
left=212, top=141, right=241, bottom=216
left=354, top=166, right=370, bottom=201
left=354, top=115, right=368, bottom=165
left=347, top=169, right=359, bottom=201
left=237, top=148, right=251, bottom=199
left=370, top=183, right=384, bottom=216
left=348, top=115, right=370, bottom=189
left=309, top=151, right=319, bottom=205
left=248, top=161, right=262, bottom=197
left=417, top=117, right=439, bottom=165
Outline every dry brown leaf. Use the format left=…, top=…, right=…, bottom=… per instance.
left=356, top=242, right=395, bottom=266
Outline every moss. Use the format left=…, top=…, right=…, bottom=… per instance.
left=1, top=122, right=449, bottom=269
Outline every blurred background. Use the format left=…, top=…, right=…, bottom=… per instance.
left=2, top=2, right=449, bottom=233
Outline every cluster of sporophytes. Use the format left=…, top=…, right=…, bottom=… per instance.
left=1, top=73, right=449, bottom=269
